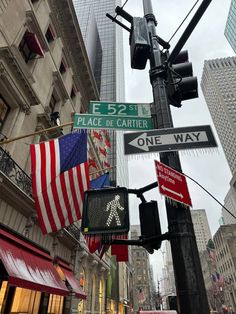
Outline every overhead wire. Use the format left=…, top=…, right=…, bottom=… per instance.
left=183, top=172, right=236, bottom=221
left=167, top=0, right=200, bottom=44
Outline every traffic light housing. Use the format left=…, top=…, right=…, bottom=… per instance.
left=81, top=187, right=129, bottom=235
left=167, top=50, right=198, bottom=107
left=130, top=17, right=151, bottom=70
left=139, top=201, right=162, bottom=253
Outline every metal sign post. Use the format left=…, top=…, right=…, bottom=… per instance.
left=142, top=0, right=210, bottom=313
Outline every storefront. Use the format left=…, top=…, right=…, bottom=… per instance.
left=0, top=227, right=86, bottom=314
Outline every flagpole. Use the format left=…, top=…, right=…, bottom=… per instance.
left=90, top=166, right=115, bottom=176
left=0, top=122, right=73, bottom=145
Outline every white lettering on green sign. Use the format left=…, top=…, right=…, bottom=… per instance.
left=73, top=114, right=153, bottom=131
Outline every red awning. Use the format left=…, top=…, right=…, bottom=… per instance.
left=24, top=31, right=44, bottom=56
left=58, top=261, right=87, bottom=300
left=0, top=229, right=69, bottom=296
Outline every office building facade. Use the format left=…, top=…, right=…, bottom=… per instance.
left=191, top=209, right=212, bottom=252
left=201, top=57, right=236, bottom=175
left=73, top=0, right=128, bottom=187
left=225, top=0, right=236, bottom=53
left=201, top=57, right=236, bottom=224
left=213, top=224, right=236, bottom=311
left=130, top=225, right=155, bottom=312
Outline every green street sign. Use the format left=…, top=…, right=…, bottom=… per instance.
left=74, top=113, right=153, bottom=131
left=88, top=101, right=151, bottom=117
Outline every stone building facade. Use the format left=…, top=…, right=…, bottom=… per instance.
left=0, top=0, right=110, bottom=313
left=130, top=225, right=155, bottom=313
left=213, top=224, right=236, bottom=312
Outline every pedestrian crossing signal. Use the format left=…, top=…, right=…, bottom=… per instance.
left=81, top=187, right=129, bottom=234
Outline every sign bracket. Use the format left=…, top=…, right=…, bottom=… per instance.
left=101, top=232, right=170, bottom=246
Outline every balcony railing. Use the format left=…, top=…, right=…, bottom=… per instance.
left=65, top=224, right=81, bottom=241
left=0, top=146, right=32, bottom=196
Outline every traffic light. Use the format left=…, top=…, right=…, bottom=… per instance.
left=130, top=17, right=151, bottom=69
left=139, top=201, right=162, bottom=253
left=166, top=50, right=198, bottom=107
left=81, top=187, right=129, bottom=235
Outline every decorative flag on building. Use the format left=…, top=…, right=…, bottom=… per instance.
left=207, top=246, right=216, bottom=262
left=99, top=146, right=107, bottom=157
left=104, top=161, right=110, bottom=169
left=104, top=139, right=111, bottom=148
left=92, top=130, right=102, bottom=141
left=137, top=288, right=146, bottom=304
left=30, top=132, right=89, bottom=234
left=111, top=234, right=128, bottom=262
left=89, top=158, right=98, bottom=170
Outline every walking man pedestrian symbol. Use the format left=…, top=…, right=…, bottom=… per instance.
left=105, top=195, right=124, bottom=227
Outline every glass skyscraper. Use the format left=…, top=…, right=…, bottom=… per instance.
left=225, top=0, right=236, bottom=53
left=73, top=0, right=128, bottom=187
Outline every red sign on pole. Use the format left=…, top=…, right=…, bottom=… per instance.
left=155, top=160, right=192, bottom=207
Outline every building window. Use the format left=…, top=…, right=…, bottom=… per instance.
left=49, top=94, right=57, bottom=113
left=47, top=294, right=64, bottom=314
left=70, top=86, right=76, bottom=99
left=45, top=24, right=56, bottom=43
left=0, top=96, right=10, bottom=131
left=10, top=287, right=41, bottom=313
left=19, top=31, right=44, bottom=63
left=59, top=58, right=67, bottom=74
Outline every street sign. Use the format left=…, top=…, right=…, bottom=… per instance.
left=88, top=101, right=151, bottom=117
left=81, top=187, right=129, bottom=234
left=74, top=113, right=153, bottom=131
left=124, top=125, right=217, bottom=155
left=155, top=160, right=192, bottom=207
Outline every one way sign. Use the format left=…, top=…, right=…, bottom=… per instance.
left=124, top=125, right=217, bottom=155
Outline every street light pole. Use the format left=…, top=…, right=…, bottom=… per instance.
left=143, top=0, right=210, bottom=313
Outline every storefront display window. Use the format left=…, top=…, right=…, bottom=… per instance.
left=78, top=268, right=86, bottom=314
left=47, top=294, right=64, bottom=314
left=10, top=287, right=41, bottom=313
left=99, top=279, right=105, bottom=314
left=0, top=281, right=8, bottom=312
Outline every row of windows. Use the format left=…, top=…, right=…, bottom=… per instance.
left=0, top=3, right=79, bottom=133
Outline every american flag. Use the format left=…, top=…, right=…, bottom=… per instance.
left=30, top=132, right=89, bottom=234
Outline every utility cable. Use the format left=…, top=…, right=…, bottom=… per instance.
left=168, top=0, right=200, bottom=43
left=183, top=172, right=236, bottom=220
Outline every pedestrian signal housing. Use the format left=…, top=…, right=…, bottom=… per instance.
left=130, top=17, right=151, bottom=69
left=81, top=187, right=129, bottom=234
left=139, top=201, right=162, bottom=253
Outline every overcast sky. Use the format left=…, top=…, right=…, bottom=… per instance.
left=121, top=0, right=234, bottom=283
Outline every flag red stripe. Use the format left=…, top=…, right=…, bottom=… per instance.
left=40, top=143, right=57, bottom=232
left=30, top=145, right=47, bottom=234
left=68, top=168, right=81, bottom=221
left=84, top=162, right=90, bottom=191
left=76, top=165, right=85, bottom=205
left=49, top=141, right=65, bottom=228
left=60, top=173, right=74, bottom=225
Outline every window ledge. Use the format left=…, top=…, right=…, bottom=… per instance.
left=0, top=46, right=40, bottom=107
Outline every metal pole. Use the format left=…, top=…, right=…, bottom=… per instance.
left=143, top=0, right=210, bottom=313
